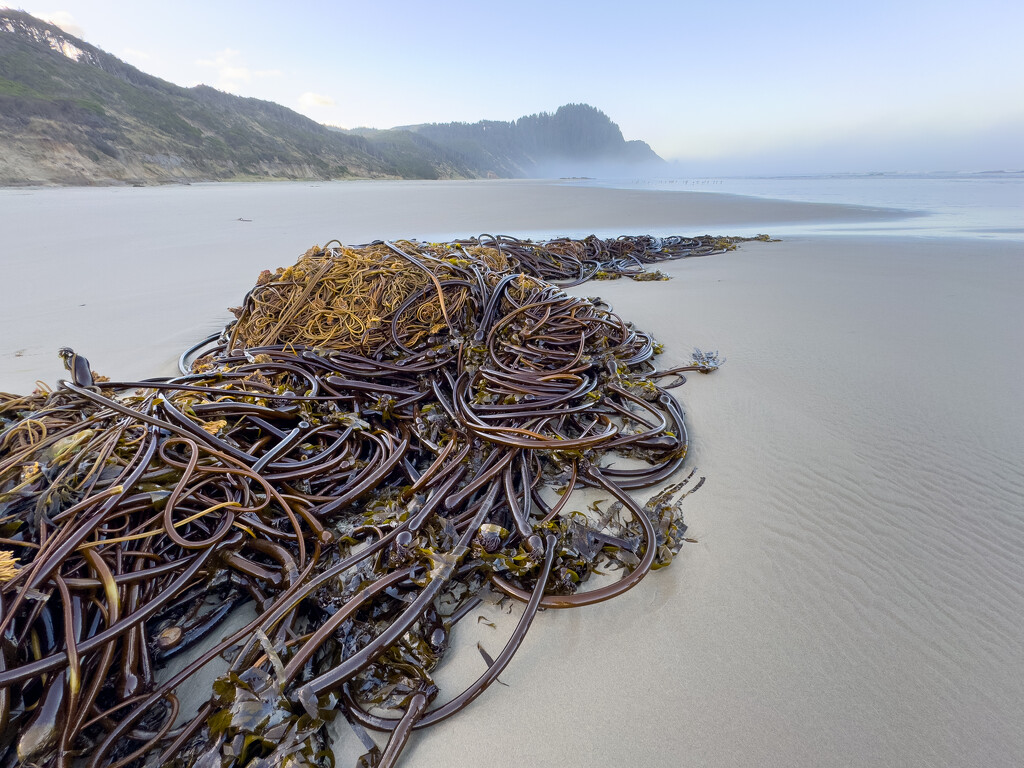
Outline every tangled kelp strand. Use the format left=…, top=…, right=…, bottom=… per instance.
left=0, top=233, right=731, bottom=767
left=218, top=233, right=765, bottom=354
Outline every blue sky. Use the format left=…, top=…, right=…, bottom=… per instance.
left=14, top=0, right=1024, bottom=173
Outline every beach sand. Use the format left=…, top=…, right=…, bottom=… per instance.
left=0, top=180, right=902, bottom=394
left=2, top=181, right=1022, bottom=767
left=406, top=235, right=1024, bottom=768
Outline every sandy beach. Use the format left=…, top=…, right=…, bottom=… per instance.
left=409, top=234, right=1024, bottom=768
left=0, top=180, right=904, bottom=394
left=2, top=180, right=1022, bottom=767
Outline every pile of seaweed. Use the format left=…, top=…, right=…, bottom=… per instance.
left=0, top=234, right=729, bottom=767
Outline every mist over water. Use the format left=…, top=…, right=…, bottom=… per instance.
left=571, top=171, right=1024, bottom=240
left=651, top=117, right=1024, bottom=180
left=528, top=157, right=669, bottom=182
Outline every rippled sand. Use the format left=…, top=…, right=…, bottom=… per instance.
left=2, top=181, right=1021, bottom=767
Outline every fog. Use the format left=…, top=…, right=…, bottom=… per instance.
left=528, top=157, right=670, bottom=180
left=661, top=119, right=1024, bottom=177
left=505, top=118, right=1024, bottom=180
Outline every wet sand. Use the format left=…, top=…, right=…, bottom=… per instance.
left=0, top=179, right=901, bottom=394
left=407, top=235, right=1024, bottom=768
left=2, top=181, right=1022, bottom=767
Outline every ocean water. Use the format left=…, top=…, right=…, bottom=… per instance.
left=575, top=172, right=1024, bottom=240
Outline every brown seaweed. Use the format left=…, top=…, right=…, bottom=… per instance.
left=0, top=233, right=732, bottom=767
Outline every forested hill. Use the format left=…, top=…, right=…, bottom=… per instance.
left=0, top=10, right=663, bottom=185
left=353, top=104, right=666, bottom=178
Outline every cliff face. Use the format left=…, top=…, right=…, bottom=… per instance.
left=0, top=11, right=664, bottom=185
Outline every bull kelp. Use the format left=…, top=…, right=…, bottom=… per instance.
left=0, top=233, right=740, bottom=767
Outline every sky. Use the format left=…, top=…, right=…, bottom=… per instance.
left=11, top=0, right=1024, bottom=174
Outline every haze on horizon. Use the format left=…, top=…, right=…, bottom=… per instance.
left=14, top=0, right=1024, bottom=175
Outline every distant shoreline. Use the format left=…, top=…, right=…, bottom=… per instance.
left=6, top=167, right=1020, bottom=191
left=0, top=172, right=410, bottom=189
